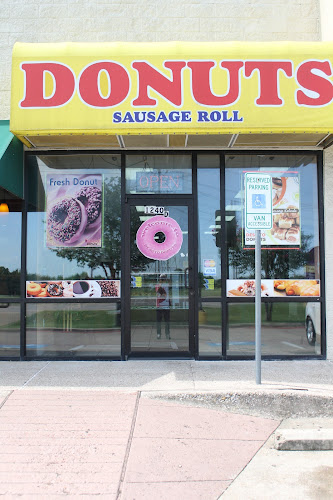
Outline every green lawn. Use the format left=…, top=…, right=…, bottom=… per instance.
left=228, top=303, right=306, bottom=324
left=199, top=302, right=306, bottom=326
left=25, top=310, right=119, bottom=330
left=3, top=302, right=306, bottom=331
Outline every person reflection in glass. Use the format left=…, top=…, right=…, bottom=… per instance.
left=156, top=274, right=171, bottom=339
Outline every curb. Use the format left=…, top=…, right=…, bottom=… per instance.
left=274, top=429, right=333, bottom=450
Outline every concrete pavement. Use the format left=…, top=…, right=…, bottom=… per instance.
left=1, top=359, right=333, bottom=393
left=0, top=360, right=332, bottom=499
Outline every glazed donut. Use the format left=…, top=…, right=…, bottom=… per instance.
left=47, top=283, right=64, bottom=297
left=136, top=215, right=183, bottom=261
left=37, top=288, right=48, bottom=297
left=77, top=186, right=102, bottom=226
left=47, top=198, right=87, bottom=245
left=27, top=282, right=42, bottom=296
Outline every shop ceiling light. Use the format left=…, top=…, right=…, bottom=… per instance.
left=0, top=203, right=9, bottom=212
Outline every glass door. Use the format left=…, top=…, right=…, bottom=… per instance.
left=125, top=200, right=194, bottom=356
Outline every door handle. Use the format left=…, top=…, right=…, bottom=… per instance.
left=184, top=267, right=192, bottom=289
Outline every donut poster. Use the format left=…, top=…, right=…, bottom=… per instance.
left=26, top=280, right=120, bottom=298
left=46, top=174, right=103, bottom=248
left=243, top=173, right=300, bottom=248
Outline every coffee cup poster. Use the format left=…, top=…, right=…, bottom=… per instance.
left=46, top=174, right=103, bottom=248
left=243, top=173, right=300, bottom=248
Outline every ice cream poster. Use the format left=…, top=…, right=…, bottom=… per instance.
left=46, top=174, right=103, bottom=248
left=243, top=173, right=300, bottom=248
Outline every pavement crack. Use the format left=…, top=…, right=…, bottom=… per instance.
left=0, top=390, right=14, bottom=410
left=116, top=391, right=141, bottom=500
left=20, top=361, right=51, bottom=388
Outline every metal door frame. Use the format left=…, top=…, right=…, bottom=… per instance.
left=123, top=195, right=196, bottom=359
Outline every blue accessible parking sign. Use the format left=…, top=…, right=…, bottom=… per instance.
left=245, top=173, right=272, bottom=230
left=252, top=194, right=266, bottom=209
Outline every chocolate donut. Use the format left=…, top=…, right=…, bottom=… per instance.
left=47, top=283, right=64, bottom=297
left=77, top=186, right=102, bottom=225
left=47, top=198, right=87, bottom=245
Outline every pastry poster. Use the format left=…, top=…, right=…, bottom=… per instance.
left=46, top=174, right=103, bottom=248
left=227, top=279, right=319, bottom=297
left=244, top=173, right=300, bottom=248
left=26, top=280, right=120, bottom=298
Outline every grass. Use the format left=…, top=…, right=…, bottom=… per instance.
left=227, top=302, right=306, bottom=324
left=25, top=310, right=119, bottom=330
left=2, top=302, right=306, bottom=331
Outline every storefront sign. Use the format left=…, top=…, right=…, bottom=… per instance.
left=131, top=276, right=142, bottom=288
left=136, top=215, right=183, bottom=261
left=227, top=279, right=320, bottom=297
left=10, top=42, right=333, bottom=142
left=204, top=278, right=215, bottom=290
left=137, top=172, right=183, bottom=192
left=144, top=206, right=170, bottom=217
left=46, top=174, right=103, bottom=248
left=203, top=267, right=216, bottom=276
left=26, top=280, right=120, bottom=298
left=204, top=259, right=216, bottom=268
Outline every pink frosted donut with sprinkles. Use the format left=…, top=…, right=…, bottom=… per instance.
left=47, top=198, right=87, bottom=245
left=136, top=215, right=183, bottom=261
left=77, top=186, right=102, bottom=227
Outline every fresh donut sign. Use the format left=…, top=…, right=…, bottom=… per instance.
left=10, top=42, right=333, bottom=139
left=46, top=174, right=103, bottom=248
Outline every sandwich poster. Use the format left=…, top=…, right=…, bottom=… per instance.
left=227, top=279, right=320, bottom=297
left=243, top=173, right=300, bottom=248
left=46, top=174, right=103, bottom=248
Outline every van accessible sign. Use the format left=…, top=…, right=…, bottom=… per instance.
left=245, top=173, right=272, bottom=230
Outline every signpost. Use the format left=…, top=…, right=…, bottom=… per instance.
left=245, top=173, right=272, bottom=384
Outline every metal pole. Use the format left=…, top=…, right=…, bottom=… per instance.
left=255, top=229, right=262, bottom=384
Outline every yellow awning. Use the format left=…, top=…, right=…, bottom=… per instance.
left=10, top=41, right=333, bottom=148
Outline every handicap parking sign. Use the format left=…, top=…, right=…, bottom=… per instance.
left=252, top=194, right=266, bottom=209
left=245, top=173, right=272, bottom=230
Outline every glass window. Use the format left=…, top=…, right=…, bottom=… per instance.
left=198, top=168, right=221, bottom=297
left=130, top=204, right=190, bottom=352
left=126, top=155, right=192, bottom=194
left=198, top=301, right=222, bottom=357
left=26, top=154, right=121, bottom=283
left=0, top=189, right=22, bottom=298
left=227, top=301, right=321, bottom=356
left=26, top=302, right=121, bottom=357
left=225, top=155, right=320, bottom=282
left=0, top=303, right=20, bottom=357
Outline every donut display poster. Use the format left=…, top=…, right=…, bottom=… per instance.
left=243, top=173, right=300, bottom=248
left=227, top=279, right=320, bottom=297
left=46, top=174, right=103, bottom=248
left=26, top=280, right=120, bottom=298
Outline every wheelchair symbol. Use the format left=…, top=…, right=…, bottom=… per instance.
left=252, top=194, right=266, bottom=209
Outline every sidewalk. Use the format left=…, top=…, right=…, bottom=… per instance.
left=0, top=360, right=332, bottom=499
